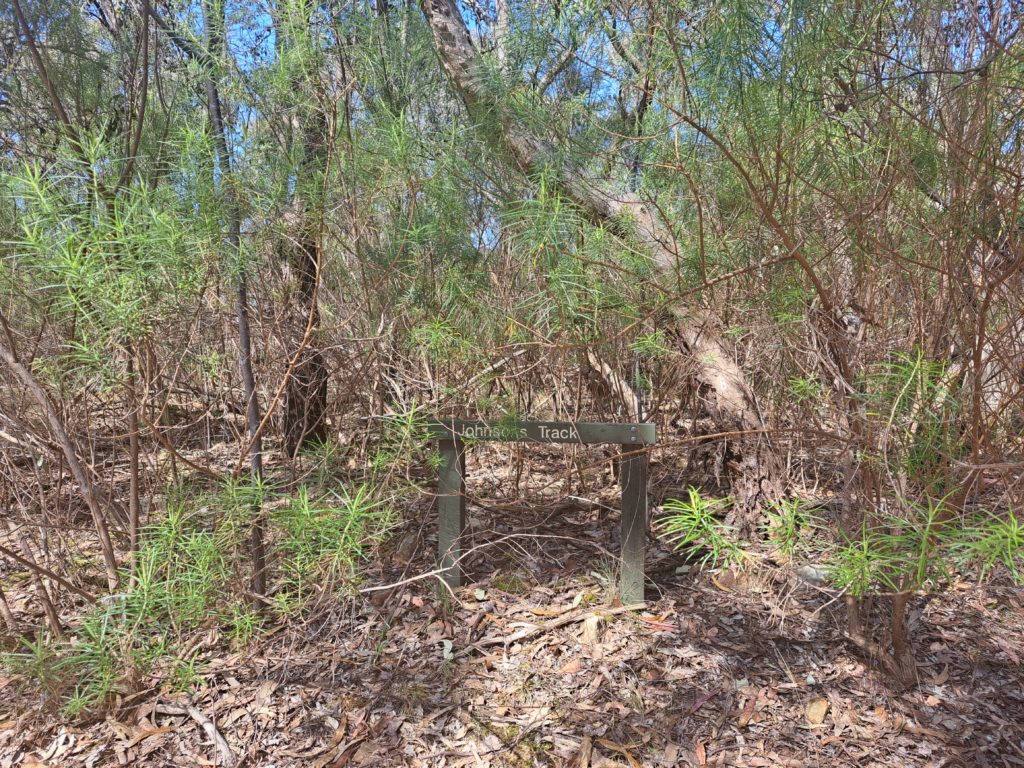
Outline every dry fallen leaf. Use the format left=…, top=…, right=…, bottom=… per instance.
left=739, top=695, right=757, bottom=727
left=688, top=689, right=718, bottom=714
left=528, top=607, right=564, bottom=617
left=711, top=569, right=737, bottom=592
left=806, top=697, right=829, bottom=725
left=902, top=720, right=945, bottom=738
left=124, top=726, right=175, bottom=749
left=597, top=738, right=642, bottom=768
left=639, top=612, right=674, bottom=631
left=576, top=735, right=592, bottom=768
left=559, top=658, right=582, bottom=675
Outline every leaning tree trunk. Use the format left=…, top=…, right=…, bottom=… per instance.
left=418, top=0, right=782, bottom=514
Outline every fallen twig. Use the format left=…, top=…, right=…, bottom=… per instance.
left=157, top=703, right=236, bottom=767
left=461, top=602, right=646, bottom=655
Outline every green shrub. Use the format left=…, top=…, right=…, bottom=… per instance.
left=659, top=488, right=745, bottom=568
left=273, top=484, right=396, bottom=603
left=2, top=478, right=395, bottom=714
left=828, top=500, right=1024, bottom=597
left=763, top=499, right=819, bottom=560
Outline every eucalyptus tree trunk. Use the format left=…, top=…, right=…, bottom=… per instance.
left=418, top=0, right=781, bottom=514
left=201, top=0, right=268, bottom=597
left=494, top=0, right=509, bottom=71
left=281, top=11, right=329, bottom=457
left=281, top=129, right=329, bottom=457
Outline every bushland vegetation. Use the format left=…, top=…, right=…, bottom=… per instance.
left=0, top=0, right=1021, bottom=712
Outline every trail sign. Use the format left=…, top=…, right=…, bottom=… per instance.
left=427, top=419, right=656, bottom=604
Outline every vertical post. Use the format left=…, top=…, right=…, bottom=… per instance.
left=437, top=438, right=466, bottom=589
left=619, top=445, right=647, bottom=604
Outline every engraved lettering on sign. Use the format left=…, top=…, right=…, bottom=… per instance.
left=539, top=424, right=579, bottom=441
left=427, top=420, right=655, bottom=445
left=430, top=417, right=654, bottom=603
left=459, top=424, right=527, bottom=440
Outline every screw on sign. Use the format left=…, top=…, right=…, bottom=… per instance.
left=426, top=419, right=656, bottom=605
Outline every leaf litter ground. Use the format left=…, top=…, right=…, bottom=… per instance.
left=1, top=446, right=1023, bottom=767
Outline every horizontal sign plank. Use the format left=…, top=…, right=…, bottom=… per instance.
left=426, top=419, right=656, bottom=445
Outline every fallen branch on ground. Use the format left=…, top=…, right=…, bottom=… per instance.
left=157, top=703, right=236, bottom=767
left=462, top=602, right=646, bottom=655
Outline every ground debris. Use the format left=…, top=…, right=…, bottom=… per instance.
left=2, top=489, right=1023, bottom=767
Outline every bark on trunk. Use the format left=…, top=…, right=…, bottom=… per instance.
left=419, top=0, right=781, bottom=511
left=201, top=0, right=268, bottom=598
left=494, top=0, right=509, bottom=71
left=282, top=234, right=328, bottom=456
left=127, top=354, right=141, bottom=579
left=282, top=93, right=329, bottom=456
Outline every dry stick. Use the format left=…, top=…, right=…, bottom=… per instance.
left=6, top=522, right=63, bottom=638
left=358, top=564, right=459, bottom=602
left=0, top=582, right=18, bottom=631
left=586, top=350, right=640, bottom=422
left=127, top=356, right=142, bottom=579
left=0, top=333, right=119, bottom=591
left=0, top=427, right=41, bottom=453
left=157, top=704, right=236, bottom=767
left=135, top=406, right=222, bottom=481
left=0, top=540, right=97, bottom=603
left=768, top=639, right=798, bottom=686
left=464, top=603, right=646, bottom=655
left=358, top=532, right=620, bottom=597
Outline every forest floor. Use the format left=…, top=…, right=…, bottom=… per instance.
left=2, top=446, right=1024, bottom=767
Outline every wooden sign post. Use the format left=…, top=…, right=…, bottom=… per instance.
left=427, top=420, right=656, bottom=604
